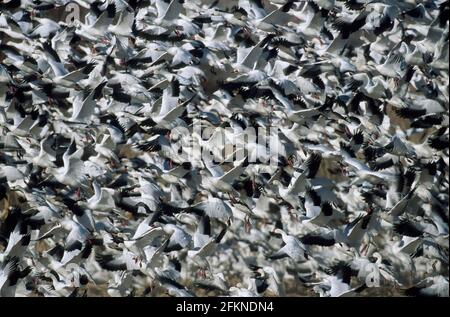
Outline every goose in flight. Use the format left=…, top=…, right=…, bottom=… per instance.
left=0, top=256, right=32, bottom=297
left=404, top=275, right=449, bottom=297
left=188, top=217, right=228, bottom=273
left=87, top=180, right=117, bottom=212
left=185, top=191, right=233, bottom=221
left=267, top=228, right=309, bottom=262
left=45, top=138, right=87, bottom=188
left=314, top=261, right=367, bottom=297
left=70, top=81, right=107, bottom=123
left=201, top=154, right=249, bottom=199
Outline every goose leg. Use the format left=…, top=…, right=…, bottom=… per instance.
left=228, top=192, right=237, bottom=204
left=75, top=187, right=81, bottom=199
left=197, top=267, right=207, bottom=279
left=244, top=215, right=252, bottom=233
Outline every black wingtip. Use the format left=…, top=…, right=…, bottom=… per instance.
left=66, top=139, right=77, bottom=156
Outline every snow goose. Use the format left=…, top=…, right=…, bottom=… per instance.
left=47, top=138, right=87, bottom=188
left=316, top=261, right=367, bottom=297
left=87, top=180, right=117, bottom=212
left=187, top=219, right=228, bottom=272
left=267, top=228, right=309, bottom=262
left=95, top=248, right=143, bottom=271
left=70, top=81, right=107, bottom=123
left=185, top=191, right=233, bottom=221
left=405, top=275, right=449, bottom=297
left=228, top=275, right=261, bottom=297
left=75, top=4, right=116, bottom=41
left=108, top=9, right=134, bottom=37
left=0, top=256, right=32, bottom=297
left=200, top=154, right=248, bottom=199
left=250, top=265, right=285, bottom=296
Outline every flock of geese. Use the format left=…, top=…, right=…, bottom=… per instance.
left=0, top=0, right=449, bottom=297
